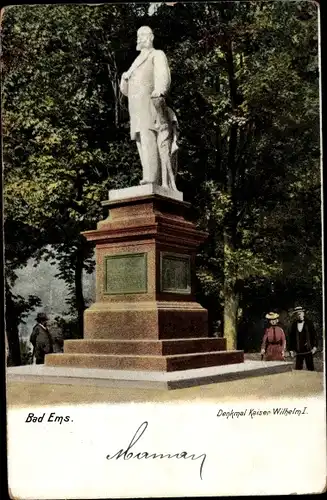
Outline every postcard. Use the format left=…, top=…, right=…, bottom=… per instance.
left=2, top=1, right=326, bottom=498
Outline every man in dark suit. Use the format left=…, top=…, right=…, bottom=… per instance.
left=30, top=312, right=53, bottom=364
left=289, top=306, right=317, bottom=371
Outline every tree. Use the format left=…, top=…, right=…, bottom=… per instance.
left=3, top=214, right=46, bottom=364
left=5, top=285, right=41, bottom=366
left=19, top=338, right=33, bottom=365
left=2, top=4, right=141, bottom=336
left=151, top=1, right=320, bottom=348
left=2, top=2, right=321, bottom=353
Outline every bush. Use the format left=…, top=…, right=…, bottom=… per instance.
left=20, top=338, right=33, bottom=365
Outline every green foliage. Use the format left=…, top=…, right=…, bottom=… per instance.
left=19, top=338, right=33, bottom=365
left=2, top=2, right=321, bottom=349
left=5, top=285, right=41, bottom=365
left=54, top=315, right=81, bottom=340
left=3, top=4, right=142, bottom=335
left=163, top=2, right=320, bottom=341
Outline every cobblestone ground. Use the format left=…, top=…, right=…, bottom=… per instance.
left=7, top=368, right=324, bottom=408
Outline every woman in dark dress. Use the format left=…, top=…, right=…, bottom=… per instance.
left=261, top=312, right=286, bottom=361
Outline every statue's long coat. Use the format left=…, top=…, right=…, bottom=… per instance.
left=120, top=49, right=171, bottom=139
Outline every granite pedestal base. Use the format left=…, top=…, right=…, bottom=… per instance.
left=46, top=190, right=244, bottom=372
left=46, top=339, right=243, bottom=371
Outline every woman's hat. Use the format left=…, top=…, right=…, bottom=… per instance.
left=265, top=312, right=279, bottom=320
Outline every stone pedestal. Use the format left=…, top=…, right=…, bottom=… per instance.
left=46, top=187, right=244, bottom=371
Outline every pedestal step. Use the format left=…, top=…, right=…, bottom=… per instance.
left=45, top=350, right=244, bottom=372
left=64, top=338, right=226, bottom=356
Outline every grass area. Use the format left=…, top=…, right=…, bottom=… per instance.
left=6, top=370, right=324, bottom=408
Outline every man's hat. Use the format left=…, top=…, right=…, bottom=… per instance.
left=265, top=312, right=279, bottom=320
left=293, top=306, right=305, bottom=314
left=36, top=312, right=48, bottom=322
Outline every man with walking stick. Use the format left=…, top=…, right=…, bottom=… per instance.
left=289, top=306, right=318, bottom=371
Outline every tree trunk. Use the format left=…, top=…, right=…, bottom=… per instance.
left=75, top=244, right=86, bottom=338
left=223, top=283, right=239, bottom=350
left=107, top=62, right=120, bottom=129
left=5, top=286, right=22, bottom=366
left=223, top=230, right=239, bottom=350
left=113, top=76, right=120, bottom=129
left=222, top=29, right=241, bottom=351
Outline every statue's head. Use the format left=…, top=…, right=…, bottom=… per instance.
left=136, top=26, right=154, bottom=51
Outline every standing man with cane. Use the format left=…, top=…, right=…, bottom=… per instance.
left=289, top=306, right=318, bottom=371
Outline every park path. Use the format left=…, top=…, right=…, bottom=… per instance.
left=6, top=370, right=324, bottom=408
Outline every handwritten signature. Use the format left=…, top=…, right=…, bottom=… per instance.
left=106, top=421, right=206, bottom=480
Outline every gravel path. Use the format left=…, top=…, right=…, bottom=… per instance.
left=244, top=353, right=324, bottom=372
left=7, top=369, right=324, bottom=408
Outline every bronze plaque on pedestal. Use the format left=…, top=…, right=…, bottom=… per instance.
left=104, top=253, right=147, bottom=294
left=160, top=252, right=191, bottom=294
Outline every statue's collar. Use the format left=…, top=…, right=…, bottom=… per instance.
left=128, top=48, right=154, bottom=75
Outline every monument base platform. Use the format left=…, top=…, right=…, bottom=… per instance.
left=45, top=338, right=244, bottom=371
left=7, top=361, right=293, bottom=390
